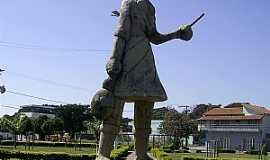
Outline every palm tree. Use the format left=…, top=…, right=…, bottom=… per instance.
left=0, top=115, right=27, bottom=148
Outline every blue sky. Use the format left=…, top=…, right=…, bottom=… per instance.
left=0, top=0, right=270, bottom=118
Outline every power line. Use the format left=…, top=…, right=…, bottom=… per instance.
left=6, top=90, right=68, bottom=104
left=0, top=104, right=20, bottom=110
left=6, top=71, right=90, bottom=92
left=0, top=41, right=111, bottom=54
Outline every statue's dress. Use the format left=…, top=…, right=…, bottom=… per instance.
left=114, top=0, right=167, bottom=102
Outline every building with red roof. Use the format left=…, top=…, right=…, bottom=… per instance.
left=198, top=103, right=270, bottom=151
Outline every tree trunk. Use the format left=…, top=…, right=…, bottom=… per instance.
left=14, top=134, right=17, bottom=149
left=185, top=136, right=188, bottom=147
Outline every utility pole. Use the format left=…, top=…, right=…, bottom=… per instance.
left=178, top=105, right=191, bottom=148
left=178, top=105, right=190, bottom=115
left=0, top=68, right=6, bottom=94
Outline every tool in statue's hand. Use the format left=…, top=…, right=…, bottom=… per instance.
left=178, top=13, right=204, bottom=41
left=187, top=13, right=205, bottom=29
left=181, top=13, right=205, bottom=31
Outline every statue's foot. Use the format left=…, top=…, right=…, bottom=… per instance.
left=95, top=155, right=110, bottom=160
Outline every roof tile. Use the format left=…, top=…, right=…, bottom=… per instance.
left=204, top=107, right=243, bottom=116
left=198, top=115, right=264, bottom=121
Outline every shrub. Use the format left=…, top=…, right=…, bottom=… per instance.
left=218, top=149, right=236, bottom=153
left=110, top=145, right=133, bottom=160
left=245, top=150, right=260, bottom=155
left=152, top=149, right=172, bottom=160
left=162, top=144, right=174, bottom=153
left=0, top=149, right=96, bottom=160
left=196, top=150, right=202, bottom=153
left=183, top=157, right=237, bottom=160
left=0, top=144, right=133, bottom=160
left=174, top=149, right=190, bottom=153
left=0, top=140, right=96, bottom=148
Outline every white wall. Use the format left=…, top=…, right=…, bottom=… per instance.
left=0, top=131, right=13, bottom=140
left=21, top=112, right=55, bottom=118
left=261, top=115, right=270, bottom=139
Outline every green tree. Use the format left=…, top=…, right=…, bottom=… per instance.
left=0, top=115, right=26, bottom=148
left=41, top=118, right=64, bottom=136
left=86, top=117, right=101, bottom=142
left=41, top=119, right=54, bottom=136
left=18, top=116, right=34, bottom=149
left=32, top=115, right=49, bottom=140
left=56, top=104, right=89, bottom=138
left=19, top=116, right=33, bottom=136
left=160, top=108, right=196, bottom=149
left=152, top=107, right=170, bottom=120
left=52, top=118, right=64, bottom=133
left=190, top=103, right=221, bottom=119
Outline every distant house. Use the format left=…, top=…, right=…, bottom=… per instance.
left=128, top=120, right=162, bottom=135
left=0, top=129, right=13, bottom=140
left=198, top=103, right=270, bottom=151
left=18, top=105, right=56, bottom=118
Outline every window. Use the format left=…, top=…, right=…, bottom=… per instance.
left=250, top=138, right=255, bottom=150
left=265, top=133, right=270, bottom=139
left=242, top=138, right=247, bottom=150
left=224, top=138, right=230, bottom=149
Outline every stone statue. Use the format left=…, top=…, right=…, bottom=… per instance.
left=90, top=0, right=201, bottom=159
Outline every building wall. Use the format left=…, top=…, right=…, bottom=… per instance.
left=261, top=115, right=270, bottom=139
left=128, top=120, right=163, bottom=135
left=206, top=131, right=263, bottom=151
left=0, top=131, right=13, bottom=140
left=21, top=112, right=55, bottom=118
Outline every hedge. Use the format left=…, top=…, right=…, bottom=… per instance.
left=0, top=145, right=133, bottom=160
left=110, top=145, right=132, bottom=160
left=245, top=150, right=260, bottom=155
left=0, top=149, right=96, bottom=160
left=0, top=140, right=96, bottom=148
left=151, top=149, right=172, bottom=160
left=217, top=149, right=236, bottom=154
left=183, top=157, right=243, bottom=160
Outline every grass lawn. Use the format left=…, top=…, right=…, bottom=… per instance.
left=169, top=153, right=269, bottom=160
left=0, top=145, right=96, bottom=155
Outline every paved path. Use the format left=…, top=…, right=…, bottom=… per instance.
left=125, top=152, right=157, bottom=160
left=125, top=151, right=136, bottom=160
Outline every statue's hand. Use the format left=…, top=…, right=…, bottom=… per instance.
left=111, top=10, right=120, bottom=17
left=177, top=25, right=193, bottom=41
left=102, top=77, right=116, bottom=92
left=106, top=58, right=122, bottom=79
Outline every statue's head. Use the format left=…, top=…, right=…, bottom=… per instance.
left=90, top=89, right=115, bottom=120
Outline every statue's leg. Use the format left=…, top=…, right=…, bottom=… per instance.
left=134, top=101, right=154, bottom=160
left=96, top=99, right=125, bottom=160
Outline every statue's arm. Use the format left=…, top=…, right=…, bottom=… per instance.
left=106, top=37, right=126, bottom=79
left=147, top=29, right=179, bottom=45
left=148, top=26, right=193, bottom=45
left=106, top=0, right=130, bottom=78
left=110, top=37, right=126, bottom=60
left=146, top=8, right=193, bottom=45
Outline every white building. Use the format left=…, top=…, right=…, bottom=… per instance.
left=0, top=131, right=13, bottom=140
left=18, top=105, right=56, bottom=118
